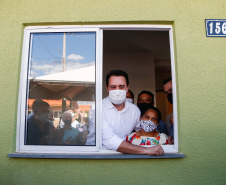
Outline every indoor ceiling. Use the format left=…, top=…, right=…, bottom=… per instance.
left=103, top=30, right=172, bottom=91
left=103, top=30, right=171, bottom=62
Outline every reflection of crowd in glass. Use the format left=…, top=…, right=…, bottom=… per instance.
left=26, top=100, right=53, bottom=145
left=26, top=70, right=174, bottom=156
left=26, top=100, right=88, bottom=145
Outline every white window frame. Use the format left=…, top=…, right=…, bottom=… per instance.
left=16, top=25, right=178, bottom=154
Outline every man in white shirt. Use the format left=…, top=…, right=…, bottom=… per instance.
left=103, top=70, right=164, bottom=155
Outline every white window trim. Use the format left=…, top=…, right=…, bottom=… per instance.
left=16, top=24, right=178, bottom=154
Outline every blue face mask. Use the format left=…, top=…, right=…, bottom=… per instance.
left=64, top=120, right=72, bottom=126
left=39, top=113, right=50, bottom=123
left=140, top=120, right=157, bottom=132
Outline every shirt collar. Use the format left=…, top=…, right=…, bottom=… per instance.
left=106, top=96, right=128, bottom=111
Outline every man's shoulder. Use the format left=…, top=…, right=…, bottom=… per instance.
left=27, top=115, right=36, bottom=127
left=166, top=112, right=173, bottom=120
left=70, top=126, right=79, bottom=132
left=127, top=102, right=140, bottom=113
left=102, top=97, right=113, bottom=110
left=102, top=97, right=108, bottom=104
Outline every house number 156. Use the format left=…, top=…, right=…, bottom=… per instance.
left=206, top=19, right=226, bottom=37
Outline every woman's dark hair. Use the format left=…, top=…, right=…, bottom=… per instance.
left=106, top=70, right=129, bottom=87
left=140, top=105, right=162, bottom=123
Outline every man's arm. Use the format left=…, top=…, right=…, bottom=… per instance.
left=117, top=141, right=164, bottom=156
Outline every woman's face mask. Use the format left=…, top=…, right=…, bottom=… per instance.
left=109, top=90, right=127, bottom=105
left=140, top=119, right=157, bottom=132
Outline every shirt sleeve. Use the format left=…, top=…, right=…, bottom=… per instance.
left=134, top=106, right=141, bottom=132
left=102, top=114, right=123, bottom=150
left=159, top=133, right=168, bottom=145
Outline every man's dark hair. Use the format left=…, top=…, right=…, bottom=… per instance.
left=162, top=77, right=172, bottom=85
left=67, top=108, right=74, bottom=111
left=106, top=70, right=129, bottom=87
left=32, top=99, right=49, bottom=111
left=140, top=105, right=162, bottom=123
left=128, top=89, right=134, bottom=99
left=137, top=90, right=154, bottom=104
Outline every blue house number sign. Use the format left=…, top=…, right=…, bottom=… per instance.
left=206, top=19, right=226, bottom=37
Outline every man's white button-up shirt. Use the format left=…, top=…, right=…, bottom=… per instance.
left=102, top=97, right=141, bottom=150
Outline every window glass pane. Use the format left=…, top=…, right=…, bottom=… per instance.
left=25, top=32, right=96, bottom=146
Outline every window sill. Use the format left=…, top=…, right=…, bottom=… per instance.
left=8, top=153, right=185, bottom=159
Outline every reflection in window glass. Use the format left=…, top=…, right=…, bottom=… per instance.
left=25, top=32, right=96, bottom=146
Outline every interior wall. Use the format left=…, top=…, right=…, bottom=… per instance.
left=103, top=51, right=155, bottom=103
left=155, top=61, right=172, bottom=91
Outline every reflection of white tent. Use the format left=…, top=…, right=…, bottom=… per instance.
left=29, top=66, right=95, bottom=100
left=34, top=65, right=95, bottom=84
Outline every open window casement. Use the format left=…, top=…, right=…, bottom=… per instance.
left=16, top=25, right=178, bottom=154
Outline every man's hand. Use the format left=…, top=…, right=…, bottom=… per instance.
left=117, top=141, right=164, bottom=155
left=168, top=136, right=174, bottom=144
left=145, top=145, right=164, bottom=156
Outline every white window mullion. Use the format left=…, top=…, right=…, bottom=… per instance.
left=96, top=28, right=103, bottom=151
left=169, top=27, right=178, bottom=153
left=17, top=29, right=32, bottom=152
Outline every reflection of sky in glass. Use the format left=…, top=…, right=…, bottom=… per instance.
left=30, top=32, right=96, bottom=77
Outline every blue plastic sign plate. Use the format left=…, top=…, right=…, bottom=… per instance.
left=206, top=19, right=226, bottom=37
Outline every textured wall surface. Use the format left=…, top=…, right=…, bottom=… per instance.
left=0, top=0, right=225, bottom=184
